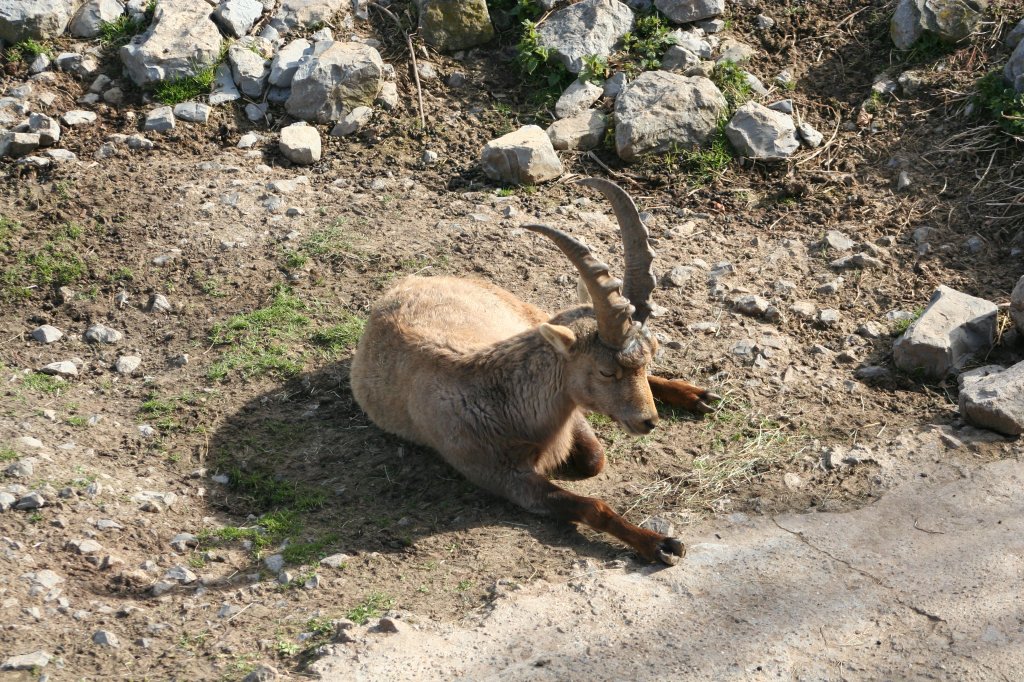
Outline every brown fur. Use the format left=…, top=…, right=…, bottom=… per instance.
left=350, top=274, right=715, bottom=564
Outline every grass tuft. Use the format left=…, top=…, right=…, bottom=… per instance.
left=346, top=592, right=394, bottom=625
left=711, top=60, right=753, bottom=111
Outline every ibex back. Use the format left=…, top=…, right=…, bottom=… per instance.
left=350, top=178, right=719, bottom=564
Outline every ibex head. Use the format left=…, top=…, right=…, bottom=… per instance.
left=526, top=178, right=660, bottom=436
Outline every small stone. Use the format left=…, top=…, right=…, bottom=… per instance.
left=422, top=150, right=439, bottom=165
left=84, top=324, right=123, bottom=343
left=61, top=110, right=98, bottom=126
left=138, top=425, right=157, bottom=438
left=41, top=361, right=77, bottom=377
left=320, top=553, right=351, bottom=568
left=133, top=490, right=177, bottom=513
left=18, top=436, right=44, bottom=449
left=143, top=106, right=175, bottom=132
left=1, top=650, right=51, bottom=671
left=243, top=665, right=279, bottom=682
left=0, top=492, right=16, bottom=511
left=818, top=309, right=841, bottom=327
left=219, top=603, right=243, bottom=618
left=173, top=102, right=212, bottom=123
left=897, top=171, right=911, bottom=191
left=662, top=266, right=694, bottom=288
left=329, top=106, right=372, bottom=137
left=31, top=325, right=63, bottom=343
left=170, top=533, right=198, bottom=552
left=797, top=122, right=823, bottom=148
left=830, top=253, right=885, bottom=270
left=5, top=460, right=34, bottom=478
left=69, top=538, right=103, bottom=554
left=856, top=322, right=883, bottom=339
left=147, top=293, right=172, bottom=313
left=734, top=294, right=770, bottom=317
left=264, top=554, right=285, bottom=572
left=164, top=565, right=198, bottom=583
left=238, top=132, right=261, bottom=148
left=640, top=516, right=674, bottom=536
left=114, top=356, right=142, bottom=375
left=93, top=630, right=120, bottom=647
left=279, top=123, right=321, bottom=165
left=823, top=230, right=854, bottom=251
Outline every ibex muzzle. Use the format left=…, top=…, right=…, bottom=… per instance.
left=350, top=178, right=720, bottom=564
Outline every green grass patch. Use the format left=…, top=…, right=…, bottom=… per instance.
left=198, top=509, right=303, bottom=558
left=310, top=315, right=365, bottom=354
left=21, top=373, right=65, bottom=396
left=98, top=12, right=149, bottom=50
left=226, top=468, right=326, bottom=512
left=1, top=221, right=89, bottom=301
left=299, top=221, right=363, bottom=264
left=974, top=70, right=1024, bottom=135
left=281, top=533, right=339, bottom=565
left=65, top=415, right=88, bottom=427
left=620, top=12, right=674, bottom=73
left=346, top=592, right=394, bottom=625
left=665, top=123, right=733, bottom=185
left=891, top=306, right=925, bottom=335
left=5, top=39, right=51, bottom=63
left=0, top=448, right=18, bottom=462
left=711, top=60, right=753, bottom=111
left=153, top=64, right=218, bottom=104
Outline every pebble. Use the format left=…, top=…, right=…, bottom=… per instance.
left=41, top=361, right=77, bottom=377
left=5, top=460, right=34, bottom=478
left=144, top=106, right=175, bottom=132
left=173, top=102, right=212, bottom=123
left=238, top=132, right=261, bottom=148
left=1, top=650, right=51, bottom=670
left=170, top=533, right=198, bottom=552
left=818, top=309, right=841, bottom=327
left=320, top=553, right=351, bottom=568
left=68, top=538, right=104, bottom=554
left=137, top=425, right=157, bottom=438
left=114, top=356, right=142, bottom=375
left=0, top=492, right=16, bottom=511
left=734, top=294, right=770, bottom=317
left=164, top=565, right=198, bottom=583
left=18, top=436, right=44, bottom=449
left=92, top=630, right=120, bottom=647
left=133, top=490, right=177, bottom=513
left=84, top=324, right=123, bottom=344
left=856, top=322, right=883, bottom=338
left=264, top=554, right=285, bottom=572
left=147, top=293, right=172, bottom=313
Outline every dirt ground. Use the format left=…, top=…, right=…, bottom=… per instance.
left=1, top=1, right=1022, bottom=679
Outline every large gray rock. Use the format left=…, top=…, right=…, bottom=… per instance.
left=0, top=132, right=41, bottom=158
left=69, top=0, right=125, bottom=39
left=209, top=63, right=241, bottom=105
left=1005, top=39, right=1024, bottom=93
left=418, top=0, right=494, bottom=51
left=959, top=362, right=1024, bottom=436
left=537, top=0, right=634, bottom=74
left=614, top=71, right=727, bottom=162
left=1010, top=275, right=1024, bottom=334
left=120, top=3, right=224, bottom=86
left=893, top=285, right=997, bottom=380
left=554, top=78, right=604, bottom=119
left=213, top=0, right=264, bottom=38
left=890, top=0, right=986, bottom=50
left=0, top=0, right=74, bottom=42
left=269, top=0, right=348, bottom=34
left=725, top=102, right=799, bottom=160
left=481, top=125, right=563, bottom=185
left=547, top=110, right=607, bottom=151
left=286, top=41, right=384, bottom=123
left=228, top=43, right=269, bottom=98
left=28, top=113, right=61, bottom=147
left=270, top=38, right=313, bottom=87
left=279, top=123, right=321, bottom=164
left=655, top=0, right=724, bottom=23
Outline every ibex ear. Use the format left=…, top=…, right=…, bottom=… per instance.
left=576, top=276, right=592, bottom=304
left=539, top=323, right=576, bottom=357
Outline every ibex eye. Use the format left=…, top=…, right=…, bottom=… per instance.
left=599, top=370, right=616, bottom=378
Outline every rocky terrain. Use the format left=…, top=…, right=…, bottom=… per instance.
left=1, top=0, right=1022, bottom=679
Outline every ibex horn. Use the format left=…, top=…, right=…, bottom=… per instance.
left=523, top=223, right=635, bottom=349
left=576, top=177, right=656, bottom=326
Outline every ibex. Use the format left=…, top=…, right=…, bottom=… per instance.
left=350, top=178, right=719, bottom=564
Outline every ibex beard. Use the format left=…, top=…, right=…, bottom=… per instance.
left=350, top=178, right=720, bottom=565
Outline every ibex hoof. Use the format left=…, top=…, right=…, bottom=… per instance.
left=695, top=392, right=723, bottom=415
left=656, top=537, right=686, bottom=565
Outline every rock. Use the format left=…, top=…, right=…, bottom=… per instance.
left=603, top=71, right=627, bottom=97
left=0, top=492, right=16, bottom=511
left=133, top=490, right=177, bottom=512
left=214, top=0, right=264, bottom=38
left=5, top=459, right=33, bottom=478
left=270, top=38, right=313, bottom=87
left=147, top=293, right=172, bottom=312
left=114, top=355, right=142, bottom=375
left=818, top=309, right=841, bottom=327
left=229, top=43, right=270, bottom=98
left=31, top=325, right=63, bottom=344
left=264, top=554, right=285, bottom=572
left=0, top=0, right=74, bottom=42
left=661, top=45, right=700, bottom=73
left=69, top=538, right=104, bottom=554
left=614, top=71, right=727, bottom=162
left=856, top=322, right=883, bottom=339
left=0, top=132, right=41, bottom=158
left=554, top=78, right=604, bottom=119
left=61, top=110, right=98, bottom=127
left=734, top=295, right=770, bottom=317
left=243, top=665, right=279, bottom=682
left=536, top=0, right=635, bottom=74
left=46, top=149, right=78, bottom=163
left=268, top=0, right=348, bottom=34
left=959, top=362, right=1024, bottom=436
left=173, top=102, right=212, bottom=123
left=138, top=424, right=158, bottom=438
left=127, top=134, right=154, bottom=150
left=1006, top=40, right=1024, bottom=94
left=376, top=81, right=399, bottom=109
left=170, top=533, right=198, bottom=551
left=655, top=0, right=724, bottom=23
left=1010, top=276, right=1024, bottom=334
left=1, top=650, right=51, bottom=671
left=140, top=107, right=174, bottom=133
left=286, top=42, right=385, bottom=123
left=320, top=553, right=351, bottom=568
left=716, top=38, right=756, bottom=64
left=279, top=123, right=322, bottom=165
left=546, top=110, right=607, bottom=151
left=893, top=285, right=997, bottom=380
left=481, top=125, right=563, bottom=185
left=768, top=99, right=794, bottom=115
left=245, top=102, right=268, bottom=122
left=120, top=3, right=224, bottom=87
left=725, top=102, right=799, bottom=159
left=41, top=361, right=77, bottom=377
left=794, top=121, right=823, bottom=148
left=418, top=0, right=495, bottom=52
left=54, top=52, right=101, bottom=80
left=890, top=0, right=984, bottom=50
left=14, top=492, right=45, bottom=510
left=830, top=252, right=884, bottom=270
left=28, top=113, right=61, bottom=147
left=164, top=565, right=198, bottom=583
left=823, top=230, right=854, bottom=251
left=29, top=53, right=51, bottom=74
left=70, top=0, right=124, bottom=39
left=210, top=64, right=241, bottom=105
left=85, top=324, right=123, bottom=344
left=238, top=132, right=261, bottom=148
left=329, top=106, right=372, bottom=136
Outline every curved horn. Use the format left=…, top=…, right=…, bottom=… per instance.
left=524, top=223, right=634, bottom=348
left=576, top=177, right=656, bottom=326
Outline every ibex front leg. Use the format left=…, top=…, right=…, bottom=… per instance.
left=648, top=375, right=722, bottom=415
left=513, top=472, right=685, bottom=565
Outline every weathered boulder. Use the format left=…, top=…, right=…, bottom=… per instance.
left=120, top=4, right=223, bottom=86
left=418, top=0, right=494, bottom=52
left=1005, top=39, right=1024, bottom=93
left=270, top=38, right=313, bottom=87
left=1010, top=275, right=1024, bottom=334
left=959, top=361, right=1024, bottom=436
left=890, top=0, right=986, bottom=50
left=892, top=285, right=997, bottom=380
left=213, top=0, right=264, bottom=38
left=655, top=0, right=724, bottom=24
left=329, top=105, right=372, bottom=136
left=0, top=0, right=75, bottom=42
left=725, top=102, right=799, bottom=159
left=209, top=64, right=241, bottom=105
left=481, top=125, right=563, bottom=185
left=0, top=132, right=41, bottom=158
left=70, top=0, right=125, bottom=39
left=661, top=45, right=700, bottom=73
left=547, top=110, right=607, bottom=151
left=228, top=43, right=269, bottom=98
left=286, top=42, right=384, bottom=123
left=269, top=0, right=348, bottom=34
left=614, top=71, right=727, bottom=162
left=280, top=123, right=321, bottom=164
left=554, top=78, right=604, bottom=119
left=537, top=0, right=634, bottom=74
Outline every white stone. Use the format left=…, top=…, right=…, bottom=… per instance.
left=31, top=325, right=63, bottom=343
left=330, top=105, right=372, bottom=136
left=144, top=106, right=175, bottom=132
left=114, top=356, right=142, bottom=375
left=41, top=361, right=77, bottom=377
left=269, top=38, right=313, bottom=87
left=1, top=650, right=51, bottom=671
left=725, top=102, right=799, bottom=159
left=554, top=78, right=604, bottom=119
left=173, top=102, right=212, bottom=123
left=229, top=43, right=269, bottom=98
left=1010, top=276, right=1024, bottom=334
left=0, top=0, right=74, bottom=42
left=546, top=110, right=607, bottom=151
left=537, top=0, right=635, bottom=74
left=209, top=63, right=241, bottom=105
left=120, top=3, right=224, bottom=86
left=286, top=41, right=385, bottom=123
left=481, top=125, right=563, bottom=185
left=279, top=123, right=321, bottom=164
left=959, top=361, right=1024, bottom=436
left=655, top=0, right=724, bottom=23
left=214, top=0, right=264, bottom=38
left=70, top=0, right=125, bottom=39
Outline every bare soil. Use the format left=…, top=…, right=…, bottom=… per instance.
left=1, top=1, right=1021, bottom=679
